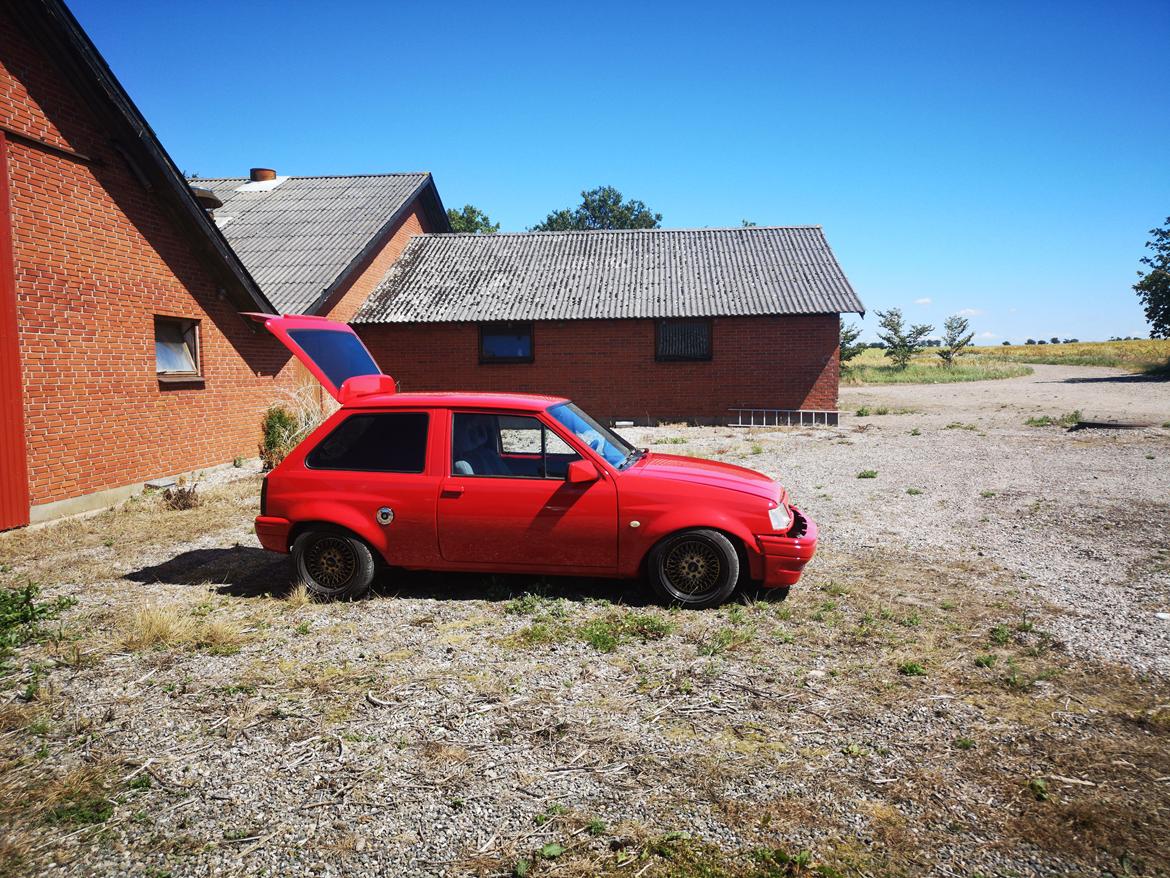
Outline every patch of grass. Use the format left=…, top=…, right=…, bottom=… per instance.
left=512, top=622, right=559, bottom=648
left=750, top=444, right=764, bottom=455
left=855, top=406, right=871, bottom=417
left=990, top=624, right=1011, bottom=645
left=285, top=581, right=314, bottom=608
left=294, top=621, right=311, bottom=636
left=120, top=603, right=195, bottom=650
left=980, top=489, right=997, bottom=498
left=698, top=626, right=755, bottom=656
left=661, top=437, right=688, bottom=445
left=1028, top=776, right=1050, bottom=801
left=857, top=469, right=878, bottom=479
left=954, top=737, right=976, bottom=750
left=908, top=428, right=921, bottom=436
left=160, top=485, right=201, bottom=510
left=843, top=349, right=1033, bottom=385
left=577, top=610, right=675, bottom=653
left=945, top=422, right=977, bottom=431
left=1025, top=410, right=1082, bottom=428
left=0, top=582, right=76, bottom=673
left=898, top=661, right=927, bottom=677
left=906, top=487, right=924, bottom=495
left=975, top=654, right=997, bottom=668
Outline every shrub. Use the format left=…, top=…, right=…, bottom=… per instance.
left=160, top=485, right=200, bottom=510
left=857, top=469, right=878, bottom=479
left=259, top=386, right=331, bottom=470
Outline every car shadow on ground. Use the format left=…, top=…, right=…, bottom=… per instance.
left=1055, top=371, right=1170, bottom=384
left=125, top=546, right=660, bottom=606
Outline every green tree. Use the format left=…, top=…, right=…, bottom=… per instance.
left=875, top=308, right=934, bottom=370
left=1135, top=217, right=1170, bottom=337
left=937, top=314, right=975, bottom=368
left=839, top=321, right=865, bottom=367
left=532, top=186, right=662, bottom=231
left=741, top=219, right=758, bottom=227
left=447, top=204, right=499, bottom=234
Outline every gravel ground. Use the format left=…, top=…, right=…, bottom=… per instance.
left=1, top=364, right=1168, bottom=878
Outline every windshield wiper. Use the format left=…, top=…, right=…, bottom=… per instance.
left=619, top=448, right=646, bottom=470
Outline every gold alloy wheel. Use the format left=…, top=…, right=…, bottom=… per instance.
left=663, top=540, right=722, bottom=596
left=305, top=536, right=356, bottom=590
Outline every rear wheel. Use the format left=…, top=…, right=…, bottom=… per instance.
left=647, top=529, right=740, bottom=609
left=292, top=528, right=376, bottom=601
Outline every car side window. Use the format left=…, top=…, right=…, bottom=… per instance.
left=306, top=412, right=428, bottom=473
left=452, top=412, right=580, bottom=479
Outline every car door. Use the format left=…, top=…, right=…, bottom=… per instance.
left=437, top=411, right=618, bottom=570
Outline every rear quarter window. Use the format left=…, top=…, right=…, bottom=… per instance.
left=306, top=412, right=428, bottom=473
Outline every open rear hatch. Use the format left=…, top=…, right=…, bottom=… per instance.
left=247, top=314, right=394, bottom=402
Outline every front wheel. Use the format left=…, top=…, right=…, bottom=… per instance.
left=292, top=528, right=376, bottom=601
left=647, top=529, right=740, bottom=609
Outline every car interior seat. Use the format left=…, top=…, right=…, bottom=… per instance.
left=453, top=415, right=507, bottom=476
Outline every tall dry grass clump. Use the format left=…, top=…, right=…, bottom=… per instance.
left=120, top=603, right=195, bottom=649
left=259, top=384, right=336, bottom=470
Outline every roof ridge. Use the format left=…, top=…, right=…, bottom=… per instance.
left=419, top=225, right=824, bottom=238
left=188, top=172, right=430, bottom=182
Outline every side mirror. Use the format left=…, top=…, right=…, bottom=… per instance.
left=566, top=459, right=600, bottom=484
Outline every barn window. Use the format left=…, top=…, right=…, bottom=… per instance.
left=155, top=316, right=201, bottom=380
left=480, top=322, right=534, bottom=364
left=656, top=319, right=711, bottom=361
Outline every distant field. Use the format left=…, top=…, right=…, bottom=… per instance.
left=972, top=338, right=1170, bottom=373
left=843, top=347, right=1032, bottom=384
left=844, top=338, right=1170, bottom=384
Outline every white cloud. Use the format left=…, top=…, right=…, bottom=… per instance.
left=978, top=331, right=997, bottom=339
left=914, top=297, right=932, bottom=305
left=957, top=308, right=983, bottom=317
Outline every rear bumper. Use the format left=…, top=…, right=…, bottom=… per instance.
left=756, top=507, right=818, bottom=588
left=255, top=516, right=292, bottom=553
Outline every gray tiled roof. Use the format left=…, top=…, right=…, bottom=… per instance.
left=192, top=174, right=432, bottom=314
left=354, top=226, right=864, bottom=323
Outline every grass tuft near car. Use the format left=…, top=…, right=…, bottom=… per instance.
left=252, top=315, right=817, bottom=607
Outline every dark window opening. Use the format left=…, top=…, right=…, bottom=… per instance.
left=155, top=316, right=201, bottom=380
left=479, top=323, right=534, bottom=364
left=306, top=412, right=428, bottom=473
left=656, top=319, right=712, bottom=361
left=287, top=329, right=380, bottom=387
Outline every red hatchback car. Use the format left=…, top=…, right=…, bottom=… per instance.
left=253, top=315, right=818, bottom=608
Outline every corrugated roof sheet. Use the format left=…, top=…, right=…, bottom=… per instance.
left=353, top=226, right=864, bottom=323
left=193, top=174, right=431, bottom=314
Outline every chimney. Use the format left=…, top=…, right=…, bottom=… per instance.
left=249, top=167, right=277, bottom=182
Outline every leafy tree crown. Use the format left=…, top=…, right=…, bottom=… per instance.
left=447, top=204, right=499, bottom=234
left=532, top=186, right=662, bottom=232
left=1134, top=216, right=1170, bottom=338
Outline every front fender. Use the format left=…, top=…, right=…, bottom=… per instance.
left=619, top=506, right=763, bottom=579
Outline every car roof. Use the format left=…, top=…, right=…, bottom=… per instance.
left=344, top=390, right=570, bottom=411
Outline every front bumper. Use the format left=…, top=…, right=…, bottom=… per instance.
left=756, top=507, right=818, bottom=588
left=255, top=516, right=292, bottom=553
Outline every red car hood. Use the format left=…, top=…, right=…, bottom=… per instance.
left=628, top=453, right=784, bottom=503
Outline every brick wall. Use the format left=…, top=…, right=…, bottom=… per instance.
left=355, top=315, right=841, bottom=423
left=319, top=204, right=433, bottom=323
left=0, top=8, right=297, bottom=509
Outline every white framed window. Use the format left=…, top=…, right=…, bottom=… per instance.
left=155, top=316, right=201, bottom=381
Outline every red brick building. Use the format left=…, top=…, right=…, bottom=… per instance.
left=0, top=0, right=447, bottom=528
left=352, top=228, right=864, bottom=424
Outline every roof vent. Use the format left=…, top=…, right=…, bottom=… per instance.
left=249, top=167, right=277, bottom=182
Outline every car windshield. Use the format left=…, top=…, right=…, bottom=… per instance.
left=547, top=402, right=639, bottom=468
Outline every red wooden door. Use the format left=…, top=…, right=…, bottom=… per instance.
left=0, top=132, right=30, bottom=530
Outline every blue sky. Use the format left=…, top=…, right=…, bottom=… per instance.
left=71, top=0, right=1169, bottom=342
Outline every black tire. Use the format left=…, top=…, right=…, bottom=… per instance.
left=647, top=528, right=740, bottom=609
left=292, top=527, right=376, bottom=601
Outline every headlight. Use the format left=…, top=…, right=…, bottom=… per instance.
left=769, top=504, right=792, bottom=531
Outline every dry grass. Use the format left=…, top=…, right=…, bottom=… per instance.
left=0, top=477, right=261, bottom=587
left=974, top=337, right=1170, bottom=372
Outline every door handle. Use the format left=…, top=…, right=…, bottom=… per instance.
left=441, top=485, right=465, bottom=498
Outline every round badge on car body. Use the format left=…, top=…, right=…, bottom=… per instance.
left=376, top=507, right=394, bottom=525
